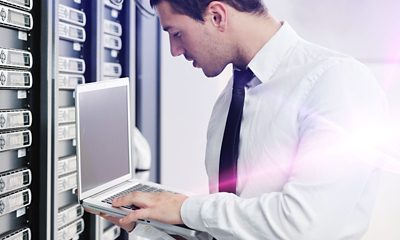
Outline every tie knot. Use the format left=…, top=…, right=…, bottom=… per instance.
left=233, top=68, right=254, bottom=89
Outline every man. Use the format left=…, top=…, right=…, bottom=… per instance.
left=101, top=0, right=388, bottom=239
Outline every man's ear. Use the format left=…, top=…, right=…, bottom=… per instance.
left=206, top=1, right=228, bottom=31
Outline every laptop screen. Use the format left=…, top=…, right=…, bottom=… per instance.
left=76, top=78, right=132, bottom=199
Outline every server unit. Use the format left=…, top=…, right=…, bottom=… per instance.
left=102, top=1, right=124, bottom=81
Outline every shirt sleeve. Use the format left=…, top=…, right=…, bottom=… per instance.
left=180, top=59, right=389, bottom=240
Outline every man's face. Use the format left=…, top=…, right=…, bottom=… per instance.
left=156, top=1, right=229, bottom=77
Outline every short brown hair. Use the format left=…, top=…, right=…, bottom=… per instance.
left=150, top=0, right=267, bottom=21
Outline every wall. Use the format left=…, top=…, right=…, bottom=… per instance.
left=160, top=31, right=231, bottom=194
left=159, top=0, right=400, bottom=237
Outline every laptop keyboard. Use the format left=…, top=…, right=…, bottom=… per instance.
left=101, top=183, right=164, bottom=210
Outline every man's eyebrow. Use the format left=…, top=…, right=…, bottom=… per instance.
left=163, top=26, right=171, bottom=32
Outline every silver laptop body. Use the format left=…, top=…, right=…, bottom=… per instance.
left=75, top=78, right=203, bottom=238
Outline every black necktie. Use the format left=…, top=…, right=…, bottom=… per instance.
left=218, top=68, right=254, bottom=193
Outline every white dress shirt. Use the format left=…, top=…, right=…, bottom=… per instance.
left=181, top=22, right=388, bottom=240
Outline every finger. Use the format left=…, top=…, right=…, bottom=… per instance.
left=101, top=214, right=120, bottom=224
left=84, top=208, right=101, bottom=215
left=112, top=191, right=150, bottom=207
left=100, top=213, right=136, bottom=232
left=119, top=208, right=151, bottom=225
left=111, top=192, right=138, bottom=207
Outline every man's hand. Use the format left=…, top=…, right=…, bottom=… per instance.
left=112, top=191, right=188, bottom=226
left=84, top=208, right=136, bottom=232
left=100, top=213, right=136, bottom=232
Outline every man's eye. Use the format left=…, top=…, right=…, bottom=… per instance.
left=173, top=32, right=181, bottom=38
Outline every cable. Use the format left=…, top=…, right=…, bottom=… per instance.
left=135, top=0, right=156, bottom=18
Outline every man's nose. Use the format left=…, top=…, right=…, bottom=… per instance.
left=170, top=41, right=184, bottom=57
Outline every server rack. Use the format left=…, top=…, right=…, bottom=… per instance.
left=50, top=0, right=93, bottom=239
left=0, top=0, right=38, bottom=239
left=0, top=0, right=136, bottom=238
left=49, top=0, right=136, bottom=239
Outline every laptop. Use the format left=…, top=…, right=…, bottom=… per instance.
left=75, top=78, right=204, bottom=238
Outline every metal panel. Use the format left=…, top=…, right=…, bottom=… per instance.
left=0, top=0, right=37, bottom=237
left=136, top=0, right=160, bottom=182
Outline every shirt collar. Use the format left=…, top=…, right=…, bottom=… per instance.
left=248, top=22, right=300, bottom=84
